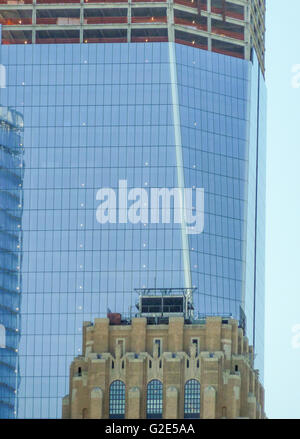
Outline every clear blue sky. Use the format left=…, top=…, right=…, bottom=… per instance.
left=264, top=0, right=300, bottom=419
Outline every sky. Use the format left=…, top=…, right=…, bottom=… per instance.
left=264, top=0, right=300, bottom=419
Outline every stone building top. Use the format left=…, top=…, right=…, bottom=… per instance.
left=82, top=315, right=250, bottom=359
left=63, top=316, right=265, bottom=419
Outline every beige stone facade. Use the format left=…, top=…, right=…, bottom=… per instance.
left=62, top=316, right=265, bottom=419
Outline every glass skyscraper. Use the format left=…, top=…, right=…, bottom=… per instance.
left=0, top=106, right=24, bottom=418
left=0, top=0, right=266, bottom=418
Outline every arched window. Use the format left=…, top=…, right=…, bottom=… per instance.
left=109, top=380, right=125, bottom=419
left=147, top=380, right=163, bottom=419
left=184, top=379, right=200, bottom=419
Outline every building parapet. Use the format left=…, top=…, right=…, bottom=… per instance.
left=63, top=315, right=266, bottom=419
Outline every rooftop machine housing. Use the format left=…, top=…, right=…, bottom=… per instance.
left=135, top=287, right=195, bottom=324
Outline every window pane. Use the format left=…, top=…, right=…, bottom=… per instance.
left=109, top=380, right=125, bottom=419
left=147, top=379, right=163, bottom=419
left=184, top=379, right=200, bottom=419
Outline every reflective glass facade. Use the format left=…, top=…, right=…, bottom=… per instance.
left=0, top=41, right=266, bottom=418
left=0, top=106, right=23, bottom=418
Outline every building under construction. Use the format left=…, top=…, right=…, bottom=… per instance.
left=0, top=0, right=265, bottom=73
left=0, top=0, right=267, bottom=419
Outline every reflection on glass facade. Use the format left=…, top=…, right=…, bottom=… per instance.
left=0, top=41, right=266, bottom=418
left=0, top=106, right=24, bottom=418
left=147, top=379, right=163, bottom=419
left=184, top=379, right=200, bottom=418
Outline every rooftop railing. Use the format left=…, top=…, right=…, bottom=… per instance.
left=36, top=37, right=80, bottom=43
left=37, top=0, right=80, bottom=3
left=174, top=0, right=204, bottom=9
left=83, top=36, right=127, bottom=43
left=84, top=0, right=127, bottom=2
left=131, top=16, right=167, bottom=23
left=0, top=18, right=32, bottom=25
left=86, top=16, right=127, bottom=24
left=132, top=0, right=167, bottom=3
left=84, top=0, right=128, bottom=3
left=211, top=7, right=244, bottom=20
left=0, top=0, right=32, bottom=4
left=212, top=26, right=244, bottom=40
left=131, top=36, right=168, bottom=42
left=174, top=17, right=207, bottom=31
left=175, top=38, right=207, bottom=50
left=212, top=46, right=243, bottom=59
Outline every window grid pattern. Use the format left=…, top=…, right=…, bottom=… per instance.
left=109, top=380, right=125, bottom=419
left=147, top=379, right=163, bottom=419
left=184, top=379, right=200, bottom=418
left=0, top=108, right=24, bottom=419
left=0, top=42, right=265, bottom=418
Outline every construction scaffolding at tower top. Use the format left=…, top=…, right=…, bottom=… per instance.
left=0, top=0, right=265, bottom=73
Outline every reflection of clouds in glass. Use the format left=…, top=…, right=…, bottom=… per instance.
left=291, top=64, right=300, bottom=89
left=0, top=106, right=24, bottom=417
left=0, top=64, right=6, bottom=88
left=291, top=324, right=300, bottom=349
left=0, top=43, right=266, bottom=418
left=0, top=324, right=5, bottom=348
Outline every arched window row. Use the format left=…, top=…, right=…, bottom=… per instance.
left=109, top=379, right=201, bottom=419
